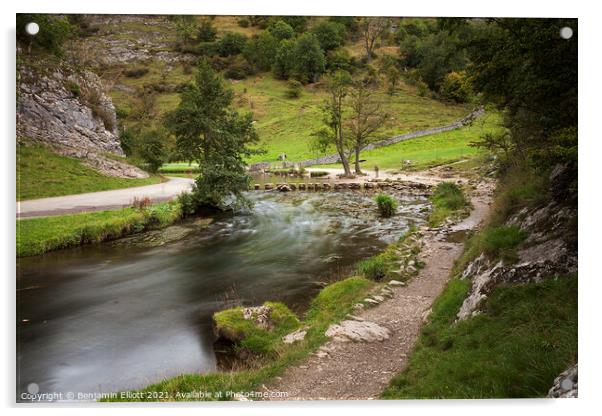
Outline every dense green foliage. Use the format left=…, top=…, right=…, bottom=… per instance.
left=382, top=275, right=577, bottom=398
left=16, top=145, right=161, bottom=200
left=165, top=60, right=258, bottom=210
left=17, top=14, right=73, bottom=56
left=375, top=193, right=398, bottom=217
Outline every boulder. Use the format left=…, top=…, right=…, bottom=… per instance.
left=325, top=320, right=391, bottom=342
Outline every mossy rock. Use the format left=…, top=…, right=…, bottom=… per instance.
left=213, top=301, right=300, bottom=355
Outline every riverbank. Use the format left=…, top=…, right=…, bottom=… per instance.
left=17, top=201, right=182, bottom=257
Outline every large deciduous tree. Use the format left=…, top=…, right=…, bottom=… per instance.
left=359, top=17, right=390, bottom=62
left=165, top=60, right=258, bottom=210
left=312, top=71, right=353, bottom=176
left=346, top=81, right=387, bottom=174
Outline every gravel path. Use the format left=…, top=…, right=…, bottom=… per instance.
left=17, top=177, right=195, bottom=218
left=263, top=180, right=494, bottom=400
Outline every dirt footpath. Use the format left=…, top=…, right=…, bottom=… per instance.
left=263, top=180, right=494, bottom=400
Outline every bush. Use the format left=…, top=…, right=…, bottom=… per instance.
left=311, top=21, right=346, bottom=52
left=268, top=20, right=295, bottom=40
left=310, top=170, right=329, bottom=177
left=115, top=105, right=130, bottom=119
left=138, top=130, right=168, bottom=173
left=66, top=80, right=81, bottom=97
left=428, top=182, right=468, bottom=227
left=375, top=193, right=398, bottom=217
left=285, top=79, right=302, bottom=98
left=431, top=182, right=467, bottom=211
left=123, top=66, right=149, bottom=78
left=237, top=17, right=250, bottom=28
left=217, top=32, right=247, bottom=57
left=440, top=71, right=472, bottom=103
left=357, top=256, right=388, bottom=281
left=243, top=31, right=279, bottom=71
left=196, top=18, right=217, bottom=42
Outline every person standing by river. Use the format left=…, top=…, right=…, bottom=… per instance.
left=374, top=165, right=379, bottom=179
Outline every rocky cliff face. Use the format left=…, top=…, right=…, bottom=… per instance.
left=457, top=165, right=577, bottom=321
left=17, top=65, right=148, bottom=178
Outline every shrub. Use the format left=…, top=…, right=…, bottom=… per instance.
left=17, top=14, right=73, bottom=56
left=196, top=18, right=217, bottom=42
left=440, top=71, right=472, bottom=103
left=138, top=129, right=168, bottom=173
left=66, top=80, right=81, bottom=97
left=115, top=105, right=130, bottom=119
left=237, top=17, right=250, bottom=28
left=217, top=32, right=247, bottom=57
left=428, top=182, right=468, bottom=226
left=123, top=66, right=149, bottom=78
left=285, top=79, right=302, bottom=98
left=311, top=21, right=346, bottom=52
left=431, top=182, right=467, bottom=211
left=357, top=256, right=388, bottom=281
left=268, top=20, right=295, bottom=40
left=310, top=170, right=329, bottom=177
left=243, top=31, right=279, bottom=71
left=375, top=193, right=398, bottom=217
left=132, top=196, right=152, bottom=210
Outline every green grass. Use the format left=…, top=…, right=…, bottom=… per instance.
left=381, top=275, right=577, bottom=399
left=17, top=145, right=161, bottom=200
left=375, top=193, right=398, bottom=218
left=321, top=111, right=502, bottom=172
left=16, top=202, right=182, bottom=257
left=105, top=276, right=375, bottom=402
left=428, top=182, right=469, bottom=227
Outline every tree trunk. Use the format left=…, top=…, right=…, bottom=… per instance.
left=340, top=153, right=352, bottom=176
left=354, top=147, right=362, bottom=174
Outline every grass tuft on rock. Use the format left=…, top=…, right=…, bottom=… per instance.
left=375, top=193, right=398, bottom=217
left=213, top=302, right=300, bottom=356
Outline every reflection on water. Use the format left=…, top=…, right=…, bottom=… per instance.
left=17, top=191, right=427, bottom=400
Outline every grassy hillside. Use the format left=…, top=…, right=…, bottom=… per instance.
left=17, top=145, right=162, bottom=200
left=320, top=111, right=502, bottom=171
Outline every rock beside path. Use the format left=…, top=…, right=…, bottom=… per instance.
left=325, top=320, right=391, bottom=343
left=547, top=364, right=578, bottom=398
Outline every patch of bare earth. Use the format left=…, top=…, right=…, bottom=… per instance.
left=262, top=179, right=494, bottom=400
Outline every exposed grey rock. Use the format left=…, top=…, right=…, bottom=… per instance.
left=242, top=305, right=273, bottom=330
left=325, top=320, right=391, bottom=342
left=17, top=66, right=147, bottom=178
left=282, top=328, right=307, bottom=344
left=547, top=364, right=578, bottom=398
left=388, top=280, right=406, bottom=287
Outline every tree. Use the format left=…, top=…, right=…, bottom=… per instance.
left=165, top=60, right=258, bottom=210
left=312, top=71, right=354, bottom=176
left=311, top=21, right=346, bottom=52
left=440, top=71, right=472, bottom=102
left=138, top=129, right=168, bottom=173
left=268, top=20, right=295, bottom=40
left=217, top=32, right=247, bottom=57
left=359, top=17, right=390, bottom=62
left=170, top=15, right=199, bottom=45
left=292, top=33, right=326, bottom=84
left=346, top=81, right=387, bottom=174
left=196, top=17, right=217, bottom=42
left=273, top=39, right=296, bottom=79
left=243, top=31, right=279, bottom=71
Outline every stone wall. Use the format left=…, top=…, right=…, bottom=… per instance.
left=253, top=107, right=485, bottom=170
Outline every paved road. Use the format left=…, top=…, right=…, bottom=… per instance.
left=17, top=177, right=195, bottom=218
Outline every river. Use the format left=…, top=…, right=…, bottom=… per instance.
left=16, top=191, right=428, bottom=400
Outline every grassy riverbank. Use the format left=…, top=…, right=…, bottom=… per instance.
left=17, top=145, right=162, bottom=200
left=17, top=202, right=182, bottom=257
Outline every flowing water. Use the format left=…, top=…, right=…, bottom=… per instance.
left=17, top=191, right=428, bottom=400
